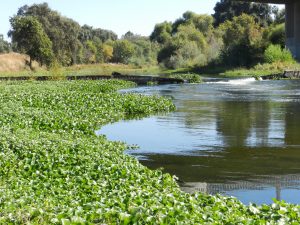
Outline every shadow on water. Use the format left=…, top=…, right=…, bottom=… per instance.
left=98, top=78, right=300, bottom=205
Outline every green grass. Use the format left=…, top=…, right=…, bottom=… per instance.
left=0, top=80, right=300, bottom=224
left=197, top=62, right=300, bottom=78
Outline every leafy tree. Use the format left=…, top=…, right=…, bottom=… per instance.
left=150, top=22, right=172, bottom=44
left=102, top=44, right=113, bottom=62
left=266, top=23, right=285, bottom=48
left=122, top=31, right=135, bottom=40
left=127, top=36, right=159, bottom=66
left=172, top=11, right=214, bottom=36
left=219, top=14, right=264, bottom=66
left=16, top=3, right=81, bottom=66
left=112, top=40, right=134, bottom=64
left=213, top=0, right=274, bottom=27
left=154, top=12, right=222, bottom=69
left=9, top=16, right=54, bottom=68
left=84, top=40, right=97, bottom=64
left=273, top=8, right=285, bottom=25
left=0, top=35, right=11, bottom=53
left=175, top=24, right=207, bottom=50
left=79, top=25, right=117, bottom=43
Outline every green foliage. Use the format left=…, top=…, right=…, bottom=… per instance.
left=84, top=40, right=97, bottom=64
left=112, top=40, right=134, bottom=64
left=264, top=44, right=294, bottom=64
left=123, top=34, right=159, bottom=66
left=0, top=80, right=300, bottom=224
left=168, top=73, right=202, bottom=83
left=155, top=12, right=221, bottom=69
left=220, top=14, right=265, bottom=67
left=102, top=44, right=114, bottom=62
left=213, top=0, right=274, bottom=27
left=173, top=12, right=214, bottom=35
left=79, top=24, right=118, bottom=43
left=273, top=8, right=285, bottom=25
left=150, top=22, right=172, bottom=44
left=266, top=23, right=285, bottom=48
left=78, top=25, right=118, bottom=64
left=9, top=16, right=54, bottom=68
left=16, top=3, right=81, bottom=66
left=0, top=35, right=11, bottom=53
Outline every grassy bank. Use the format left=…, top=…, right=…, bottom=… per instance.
left=0, top=63, right=163, bottom=78
left=197, top=62, right=300, bottom=78
left=0, top=80, right=300, bottom=224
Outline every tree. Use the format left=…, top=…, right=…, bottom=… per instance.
left=9, top=16, right=54, bottom=68
left=84, top=40, right=97, bottom=64
left=125, top=35, right=159, bottom=66
left=172, top=11, right=214, bottom=36
left=273, top=8, right=285, bottom=25
left=150, top=22, right=172, bottom=44
left=266, top=23, right=285, bottom=48
left=112, top=40, right=134, bottom=64
left=79, top=25, right=117, bottom=43
left=102, top=44, right=113, bottom=62
left=17, top=3, right=81, bottom=66
left=213, top=0, right=274, bottom=27
left=153, top=11, right=222, bottom=69
left=219, top=14, right=265, bottom=66
left=0, top=35, right=11, bottom=53
left=122, top=31, right=135, bottom=40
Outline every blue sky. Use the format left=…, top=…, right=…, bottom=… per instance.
left=1, top=0, right=284, bottom=40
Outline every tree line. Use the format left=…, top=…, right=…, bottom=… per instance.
left=0, top=0, right=288, bottom=70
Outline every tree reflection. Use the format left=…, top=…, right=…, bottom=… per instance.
left=285, top=102, right=300, bottom=146
left=216, top=101, right=253, bottom=147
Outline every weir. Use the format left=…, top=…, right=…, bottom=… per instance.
left=237, top=0, right=300, bottom=60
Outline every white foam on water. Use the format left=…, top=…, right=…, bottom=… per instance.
left=207, top=77, right=257, bottom=85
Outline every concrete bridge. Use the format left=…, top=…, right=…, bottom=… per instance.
left=181, top=174, right=300, bottom=201
left=237, top=0, right=300, bottom=60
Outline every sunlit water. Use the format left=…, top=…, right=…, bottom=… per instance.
left=97, top=78, right=300, bottom=205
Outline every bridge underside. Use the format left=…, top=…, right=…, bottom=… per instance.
left=237, top=0, right=300, bottom=60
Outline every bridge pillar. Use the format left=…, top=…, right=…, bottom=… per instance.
left=286, top=1, right=300, bottom=60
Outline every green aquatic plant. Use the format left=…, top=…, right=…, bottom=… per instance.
left=167, top=73, right=202, bottom=83
left=0, top=80, right=299, bottom=224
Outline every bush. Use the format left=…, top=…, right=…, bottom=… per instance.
left=219, top=14, right=265, bottom=67
left=264, top=44, right=294, bottom=63
left=267, top=23, right=285, bottom=48
left=168, top=73, right=202, bottom=83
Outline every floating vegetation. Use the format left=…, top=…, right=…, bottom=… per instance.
left=0, top=80, right=299, bottom=224
left=167, top=73, right=203, bottom=83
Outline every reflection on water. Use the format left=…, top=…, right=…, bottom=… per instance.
left=98, top=78, right=300, bottom=205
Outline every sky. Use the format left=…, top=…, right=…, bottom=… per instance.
left=0, top=0, right=284, bottom=40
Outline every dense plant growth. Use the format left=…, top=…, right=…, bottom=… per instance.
left=264, top=44, right=294, bottom=64
left=0, top=35, right=11, bottom=54
left=0, top=80, right=299, bottom=224
left=3, top=1, right=290, bottom=73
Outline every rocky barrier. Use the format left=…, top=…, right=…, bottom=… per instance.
left=0, top=73, right=184, bottom=85
left=261, top=70, right=300, bottom=80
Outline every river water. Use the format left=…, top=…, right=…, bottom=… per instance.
left=97, top=78, right=300, bottom=205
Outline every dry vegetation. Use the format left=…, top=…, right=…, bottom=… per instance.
left=0, top=53, right=39, bottom=73
left=0, top=52, right=161, bottom=77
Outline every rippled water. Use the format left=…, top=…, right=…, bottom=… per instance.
left=97, top=78, right=300, bottom=205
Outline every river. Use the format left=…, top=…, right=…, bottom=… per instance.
left=97, top=78, right=300, bottom=205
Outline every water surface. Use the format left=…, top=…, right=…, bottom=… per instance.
left=98, top=78, right=300, bottom=205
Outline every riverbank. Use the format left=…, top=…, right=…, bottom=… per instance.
left=0, top=62, right=162, bottom=77
left=197, top=62, right=300, bottom=78
left=0, top=80, right=299, bottom=224
left=2, top=57, right=299, bottom=80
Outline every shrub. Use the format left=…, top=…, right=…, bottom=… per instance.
left=267, top=23, right=285, bottom=48
left=264, top=44, right=294, bottom=63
